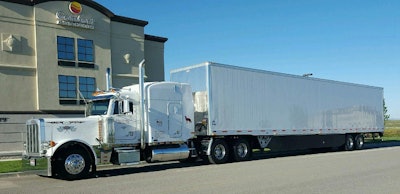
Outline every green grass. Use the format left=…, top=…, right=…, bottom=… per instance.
left=383, top=120, right=400, bottom=137
left=0, top=158, right=47, bottom=174
left=0, top=160, right=22, bottom=173
left=1, top=120, right=400, bottom=174
left=385, top=120, right=400, bottom=129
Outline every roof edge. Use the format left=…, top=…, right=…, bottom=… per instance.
left=112, top=15, right=148, bottom=27
left=145, top=34, right=168, bottom=43
left=1, top=0, right=148, bottom=26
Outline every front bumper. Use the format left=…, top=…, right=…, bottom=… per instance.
left=21, top=155, right=52, bottom=177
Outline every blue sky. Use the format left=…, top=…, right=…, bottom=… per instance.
left=95, top=0, right=399, bottom=119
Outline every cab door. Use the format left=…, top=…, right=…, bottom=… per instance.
left=168, top=103, right=183, bottom=138
left=112, top=100, right=138, bottom=144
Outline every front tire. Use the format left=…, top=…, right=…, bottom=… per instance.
left=55, top=149, right=91, bottom=180
left=208, top=139, right=229, bottom=164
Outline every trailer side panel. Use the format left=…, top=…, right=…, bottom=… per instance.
left=171, top=62, right=384, bottom=137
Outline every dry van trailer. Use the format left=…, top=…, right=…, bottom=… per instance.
left=171, top=62, right=384, bottom=163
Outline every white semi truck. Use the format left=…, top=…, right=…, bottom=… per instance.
left=23, top=61, right=384, bottom=180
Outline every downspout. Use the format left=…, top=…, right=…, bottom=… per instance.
left=138, top=60, right=146, bottom=150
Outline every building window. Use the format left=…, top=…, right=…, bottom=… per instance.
left=77, top=39, right=94, bottom=62
left=58, top=75, right=96, bottom=105
left=79, top=77, right=96, bottom=99
left=58, top=75, right=77, bottom=99
left=57, top=36, right=95, bottom=68
left=57, top=36, right=75, bottom=61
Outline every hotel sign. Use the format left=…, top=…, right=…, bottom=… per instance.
left=69, top=1, right=82, bottom=14
left=56, top=2, right=95, bottom=30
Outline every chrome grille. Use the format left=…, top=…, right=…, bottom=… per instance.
left=26, top=124, right=40, bottom=153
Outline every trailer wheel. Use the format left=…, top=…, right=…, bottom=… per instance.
left=355, top=134, right=364, bottom=150
left=208, top=139, right=229, bottom=164
left=55, top=148, right=91, bottom=180
left=232, top=138, right=251, bottom=162
left=344, top=135, right=355, bottom=151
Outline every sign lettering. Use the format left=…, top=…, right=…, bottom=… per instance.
left=56, top=11, right=95, bottom=30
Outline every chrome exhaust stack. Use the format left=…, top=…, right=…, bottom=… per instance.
left=138, top=59, right=146, bottom=150
left=106, top=67, right=111, bottom=91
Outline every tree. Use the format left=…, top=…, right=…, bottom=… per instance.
left=383, top=99, right=390, bottom=122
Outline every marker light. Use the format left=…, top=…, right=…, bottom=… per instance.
left=49, top=141, right=57, bottom=147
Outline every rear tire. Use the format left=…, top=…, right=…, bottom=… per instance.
left=208, top=139, right=229, bottom=164
left=344, top=134, right=355, bottom=151
left=232, top=138, right=252, bottom=162
left=354, top=134, right=364, bottom=150
left=54, top=148, right=91, bottom=180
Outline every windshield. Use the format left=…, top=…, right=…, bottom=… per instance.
left=86, top=99, right=110, bottom=116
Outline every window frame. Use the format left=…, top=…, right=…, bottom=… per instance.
left=77, top=39, right=94, bottom=62
left=57, top=36, right=75, bottom=61
left=58, top=75, right=96, bottom=105
left=79, top=76, right=96, bottom=99
left=57, top=36, right=95, bottom=69
left=58, top=75, right=77, bottom=99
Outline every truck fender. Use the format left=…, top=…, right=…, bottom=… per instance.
left=206, top=138, right=214, bottom=156
left=47, top=139, right=98, bottom=165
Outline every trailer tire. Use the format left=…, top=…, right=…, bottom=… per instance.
left=355, top=134, right=364, bottom=150
left=232, top=138, right=251, bottom=162
left=55, top=148, right=91, bottom=180
left=208, top=139, right=229, bottom=164
left=344, top=134, right=355, bottom=151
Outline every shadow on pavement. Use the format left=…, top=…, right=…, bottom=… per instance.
left=95, top=161, right=205, bottom=179
left=89, top=141, right=400, bottom=180
left=364, top=140, right=400, bottom=149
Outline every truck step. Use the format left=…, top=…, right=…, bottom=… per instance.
left=189, top=148, right=198, bottom=157
left=119, top=162, right=140, bottom=166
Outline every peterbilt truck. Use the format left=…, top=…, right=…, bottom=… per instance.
left=23, top=61, right=384, bottom=180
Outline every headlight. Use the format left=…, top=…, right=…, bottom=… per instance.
left=40, top=141, right=56, bottom=154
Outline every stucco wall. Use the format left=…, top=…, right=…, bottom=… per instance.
left=0, top=1, right=37, bottom=111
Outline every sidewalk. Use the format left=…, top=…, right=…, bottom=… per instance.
left=0, top=151, right=22, bottom=159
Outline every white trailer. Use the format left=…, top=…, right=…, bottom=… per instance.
left=23, top=61, right=384, bottom=180
left=170, top=62, right=384, bottom=163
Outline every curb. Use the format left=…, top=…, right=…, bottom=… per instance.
left=0, top=170, right=40, bottom=178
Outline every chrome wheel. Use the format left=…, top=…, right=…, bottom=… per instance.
left=64, top=154, right=86, bottom=175
left=55, top=148, right=91, bottom=180
left=345, top=135, right=354, bottom=151
left=355, top=134, right=364, bottom=150
left=236, top=143, right=248, bottom=158
left=208, top=139, right=229, bottom=164
left=232, top=138, right=252, bottom=162
left=214, top=144, right=226, bottom=160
